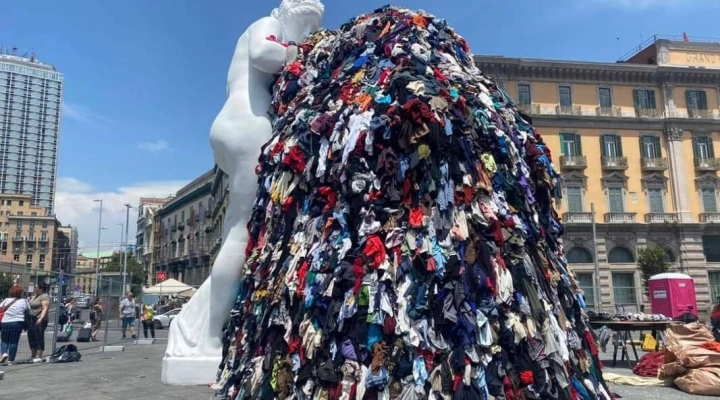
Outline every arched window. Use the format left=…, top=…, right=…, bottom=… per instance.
left=566, top=247, right=593, bottom=264
left=660, top=245, right=677, bottom=263
left=608, top=247, right=635, bottom=264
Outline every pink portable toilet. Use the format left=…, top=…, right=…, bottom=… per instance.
left=648, top=273, right=698, bottom=318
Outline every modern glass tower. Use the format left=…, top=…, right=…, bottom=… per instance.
left=0, top=54, right=63, bottom=214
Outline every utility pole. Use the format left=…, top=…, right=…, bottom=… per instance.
left=122, top=204, right=131, bottom=295
left=591, top=203, right=602, bottom=311
left=93, top=199, right=103, bottom=297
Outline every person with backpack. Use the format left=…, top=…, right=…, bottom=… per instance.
left=0, top=284, right=30, bottom=363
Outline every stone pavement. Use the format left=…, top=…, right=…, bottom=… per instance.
left=0, top=335, right=712, bottom=400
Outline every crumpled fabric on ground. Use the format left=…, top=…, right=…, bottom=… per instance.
left=213, top=5, right=607, bottom=400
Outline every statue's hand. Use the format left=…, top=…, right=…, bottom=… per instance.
left=248, top=19, right=289, bottom=75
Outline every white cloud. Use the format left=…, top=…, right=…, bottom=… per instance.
left=137, top=140, right=171, bottom=152
left=62, top=102, right=112, bottom=124
left=55, top=177, right=188, bottom=253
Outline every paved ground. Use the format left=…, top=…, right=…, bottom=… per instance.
left=0, top=326, right=712, bottom=400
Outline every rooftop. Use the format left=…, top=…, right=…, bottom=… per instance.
left=79, top=250, right=116, bottom=259
left=0, top=53, right=56, bottom=72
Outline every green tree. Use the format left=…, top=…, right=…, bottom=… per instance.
left=0, top=274, right=14, bottom=297
left=103, top=252, right=145, bottom=294
left=637, top=245, right=670, bottom=295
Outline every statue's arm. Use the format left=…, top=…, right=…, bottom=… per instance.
left=247, top=21, right=288, bottom=75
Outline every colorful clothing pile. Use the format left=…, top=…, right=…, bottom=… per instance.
left=214, top=6, right=609, bottom=400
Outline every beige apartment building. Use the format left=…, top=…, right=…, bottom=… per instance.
left=476, top=36, right=720, bottom=313
left=150, top=169, right=213, bottom=286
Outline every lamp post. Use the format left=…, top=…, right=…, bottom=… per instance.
left=122, top=203, right=132, bottom=295
left=93, top=199, right=103, bottom=297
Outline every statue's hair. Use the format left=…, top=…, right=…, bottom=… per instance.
left=271, top=0, right=324, bottom=22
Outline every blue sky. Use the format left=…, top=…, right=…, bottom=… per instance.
left=3, top=0, right=719, bottom=248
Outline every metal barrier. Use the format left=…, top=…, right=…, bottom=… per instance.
left=0, top=265, right=193, bottom=366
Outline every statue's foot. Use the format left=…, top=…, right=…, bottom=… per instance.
left=162, top=279, right=223, bottom=386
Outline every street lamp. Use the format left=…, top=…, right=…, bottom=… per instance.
left=122, top=203, right=132, bottom=295
left=118, top=223, right=125, bottom=253
left=93, top=199, right=103, bottom=297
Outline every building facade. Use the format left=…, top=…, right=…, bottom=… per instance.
left=57, top=225, right=78, bottom=272
left=151, top=169, right=213, bottom=286
left=135, top=197, right=170, bottom=282
left=0, top=53, right=63, bottom=214
left=74, top=251, right=115, bottom=294
left=0, top=193, right=60, bottom=283
left=208, top=165, right=229, bottom=264
left=476, top=37, right=720, bottom=314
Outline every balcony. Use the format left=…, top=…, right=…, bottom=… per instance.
left=640, top=157, right=668, bottom=171
left=688, top=109, right=718, bottom=119
left=601, top=156, right=628, bottom=170
left=516, top=103, right=533, bottom=114
left=559, top=155, right=587, bottom=169
left=644, top=213, right=679, bottom=223
left=562, top=212, right=593, bottom=223
left=700, top=213, right=720, bottom=223
left=596, top=106, right=622, bottom=117
left=694, top=157, right=720, bottom=171
left=604, top=212, right=637, bottom=223
left=555, top=105, right=582, bottom=116
left=635, top=108, right=662, bottom=118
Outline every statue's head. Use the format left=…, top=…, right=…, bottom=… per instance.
left=271, top=0, right=324, bottom=43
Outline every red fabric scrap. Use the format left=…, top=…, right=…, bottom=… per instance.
left=632, top=351, right=664, bottom=377
left=363, top=234, right=386, bottom=269
left=286, top=61, right=303, bottom=77
left=296, top=261, right=309, bottom=298
left=282, top=146, right=306, bottom=174
left=409, top=208, right=424, bottom=227
left=519, top=370, right=534, bottom=386
left=503, top=376, right=516, bottom=400
left=318, top=186, right=337, bottom=210
left=352, top=257, right=365, bottom=294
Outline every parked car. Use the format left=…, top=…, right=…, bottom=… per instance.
left=75, top=297, right=90, bottom=309
left=153, top=308, right=182, bottom=329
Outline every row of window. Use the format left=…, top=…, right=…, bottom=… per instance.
left=516, top=83, right=710, bottom=111
left=561, top=132, right=715, bottom=159
left=0, top=70, right=62, bottom=85
left=575, top=272, right=637, bottom=307
left=565, top=186, right=720, bottom=214
left=566, top=245, right=676, bottom=264
left=2, top=253, right=47, bottom=263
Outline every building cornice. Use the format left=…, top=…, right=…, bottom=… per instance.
left=475, top=56, right=720, bottom=86
left=528, top=114, right=720, bottom=131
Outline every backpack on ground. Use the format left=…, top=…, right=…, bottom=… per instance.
left=50, top=344, right=81, bottom=363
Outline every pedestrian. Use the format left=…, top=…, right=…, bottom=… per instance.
left=0, top=284, right=30, bottom=363
left=27, top=285, right=51, bottom=362
left=140, top=302, right=155, bottom=339
left=119, top=292, right=137, bottom=340
left=90, top=298, right=104, bottom=341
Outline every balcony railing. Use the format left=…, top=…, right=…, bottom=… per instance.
left=688, top=109, right=718, bottom=119
left=559, top=155, right=587, bottom=169
left=700, top=213, right=720, bottom=223
left=556, top=105, right=582, bottom=116
left=604, top=212, right=637, bottom=223
left=601, top=156, right=628, bottom=170
left=635, top=108, right=662, bottom=118
left=596, top=106, right=622, bottom=117
left=640, top=157, right=668, bottom=171
left=694, top=157, right=720, bottom=171
left=644, top=213, right=679, bottom=223
left=562, top=212, right=593, bottom=223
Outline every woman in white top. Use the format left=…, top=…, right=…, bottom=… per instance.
left=0, top=284, right=30, bottom=363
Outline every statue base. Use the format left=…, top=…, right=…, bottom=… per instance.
left=161, top=356, right=221, bottom=386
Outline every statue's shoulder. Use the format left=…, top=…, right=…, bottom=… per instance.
left=247, top=16, right=281, bottom=34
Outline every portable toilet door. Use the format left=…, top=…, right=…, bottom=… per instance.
left=648, top=273, right=698, bottom=318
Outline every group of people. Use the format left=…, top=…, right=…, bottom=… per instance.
left=0, top=285, right=159, bottom=363
left=0, top=283, right=51, bottom=363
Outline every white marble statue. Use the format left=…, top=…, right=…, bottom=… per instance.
left=162, top=0, right=325, bottom=385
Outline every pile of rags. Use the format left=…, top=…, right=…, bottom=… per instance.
left=213, top=5, right=609, bottom=400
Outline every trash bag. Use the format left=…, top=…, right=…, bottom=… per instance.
left=50, top=344, right=81, bottom=363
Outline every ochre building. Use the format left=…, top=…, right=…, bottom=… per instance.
left=477, top=37, right=720, bottom=314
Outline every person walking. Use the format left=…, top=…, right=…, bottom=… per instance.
left=27, top=285, right=51, bottom=362
left=90, top=298, right=104, bottom=341
left=0, top=284, right=30, bottom=363
left=140, top=303, right=155, bottom=339
left=119, top=292, right=137, bottom=340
